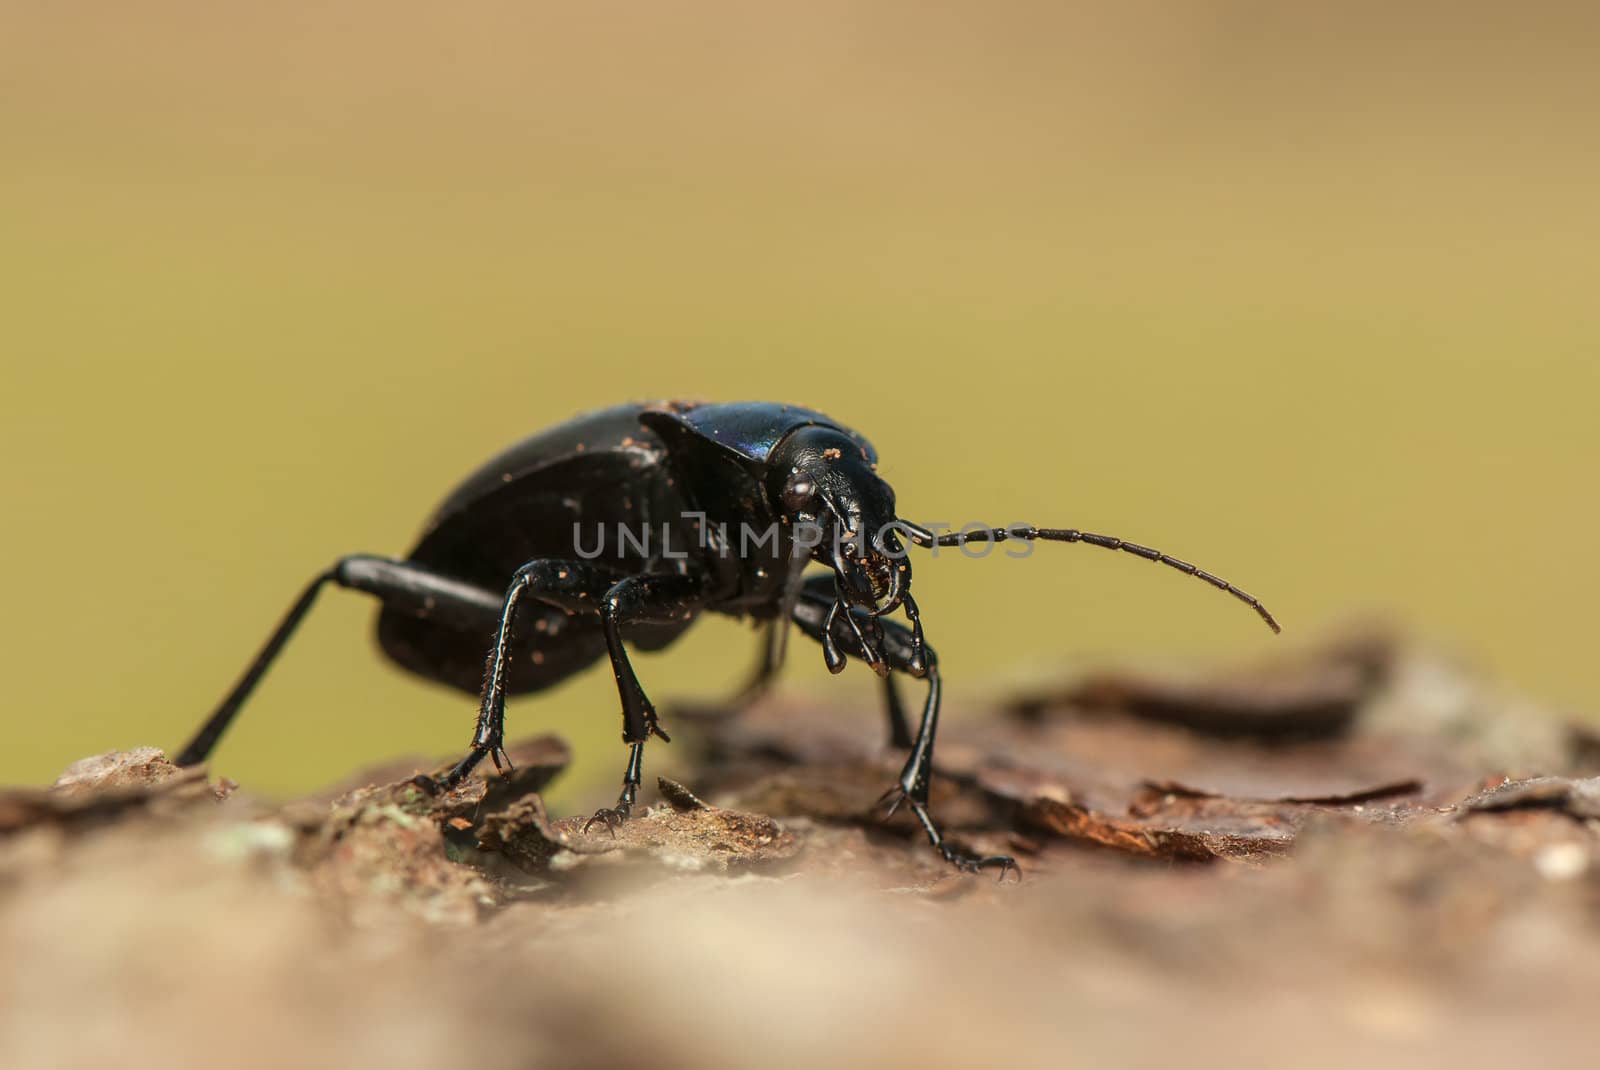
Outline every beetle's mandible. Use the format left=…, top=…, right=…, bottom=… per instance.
left=177, top=400, right=1280, bottom=877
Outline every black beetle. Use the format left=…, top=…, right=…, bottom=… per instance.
left=177, top=400, right=1279, bottom=875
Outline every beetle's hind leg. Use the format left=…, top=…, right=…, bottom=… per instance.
left=178, top=555, right=505, bottom=768
left=419, top=559, right=631, bottom=794
left=788, top=586, right=1017, bottom=880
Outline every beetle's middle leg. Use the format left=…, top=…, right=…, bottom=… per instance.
left=426, top=559, right=627, bottom=792
left=180, top=554, right=507, bottom=769
left=583, top=571, right=709, bottom=833
left=666, top=617, right=786, bottom=724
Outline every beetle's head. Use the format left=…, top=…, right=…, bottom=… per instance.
left=767, top=426, right=910, bottom=617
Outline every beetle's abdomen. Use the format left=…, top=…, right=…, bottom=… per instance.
left=373, top=403, right=700, bottom=695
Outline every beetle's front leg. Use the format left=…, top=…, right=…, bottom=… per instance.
left=790, top=590, right=1017, bottom=879
left=791, top=573, right=912, bottom=748
left=583, top=571, right=708, bottom=834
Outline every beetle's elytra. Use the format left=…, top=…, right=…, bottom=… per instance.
left=178, top=400, right=1279, bottom=876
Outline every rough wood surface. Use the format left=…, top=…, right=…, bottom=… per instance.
left=2, top=631, right=1597, bottom=1069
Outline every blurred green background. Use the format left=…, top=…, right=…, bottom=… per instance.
left=4, top=2, right=1597, bottom=803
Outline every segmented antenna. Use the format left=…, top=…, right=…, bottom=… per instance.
left=901, top=522, right=1280, bottom=633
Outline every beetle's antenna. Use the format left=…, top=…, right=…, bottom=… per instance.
left=896, top=521, right=1280, bottom=634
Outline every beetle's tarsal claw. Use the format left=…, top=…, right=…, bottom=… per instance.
left=583, top=803, right=632, bottom=837
left=411, top=773, right=442, bottom=796
left=939, top=843, right=1021, bottom=881
left=879, top=783, right=1021, bottom=881
left=489, top=746, right=515, bottom=776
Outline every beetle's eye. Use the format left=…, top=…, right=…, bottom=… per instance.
left=781, top=475, right=817, bottom=513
